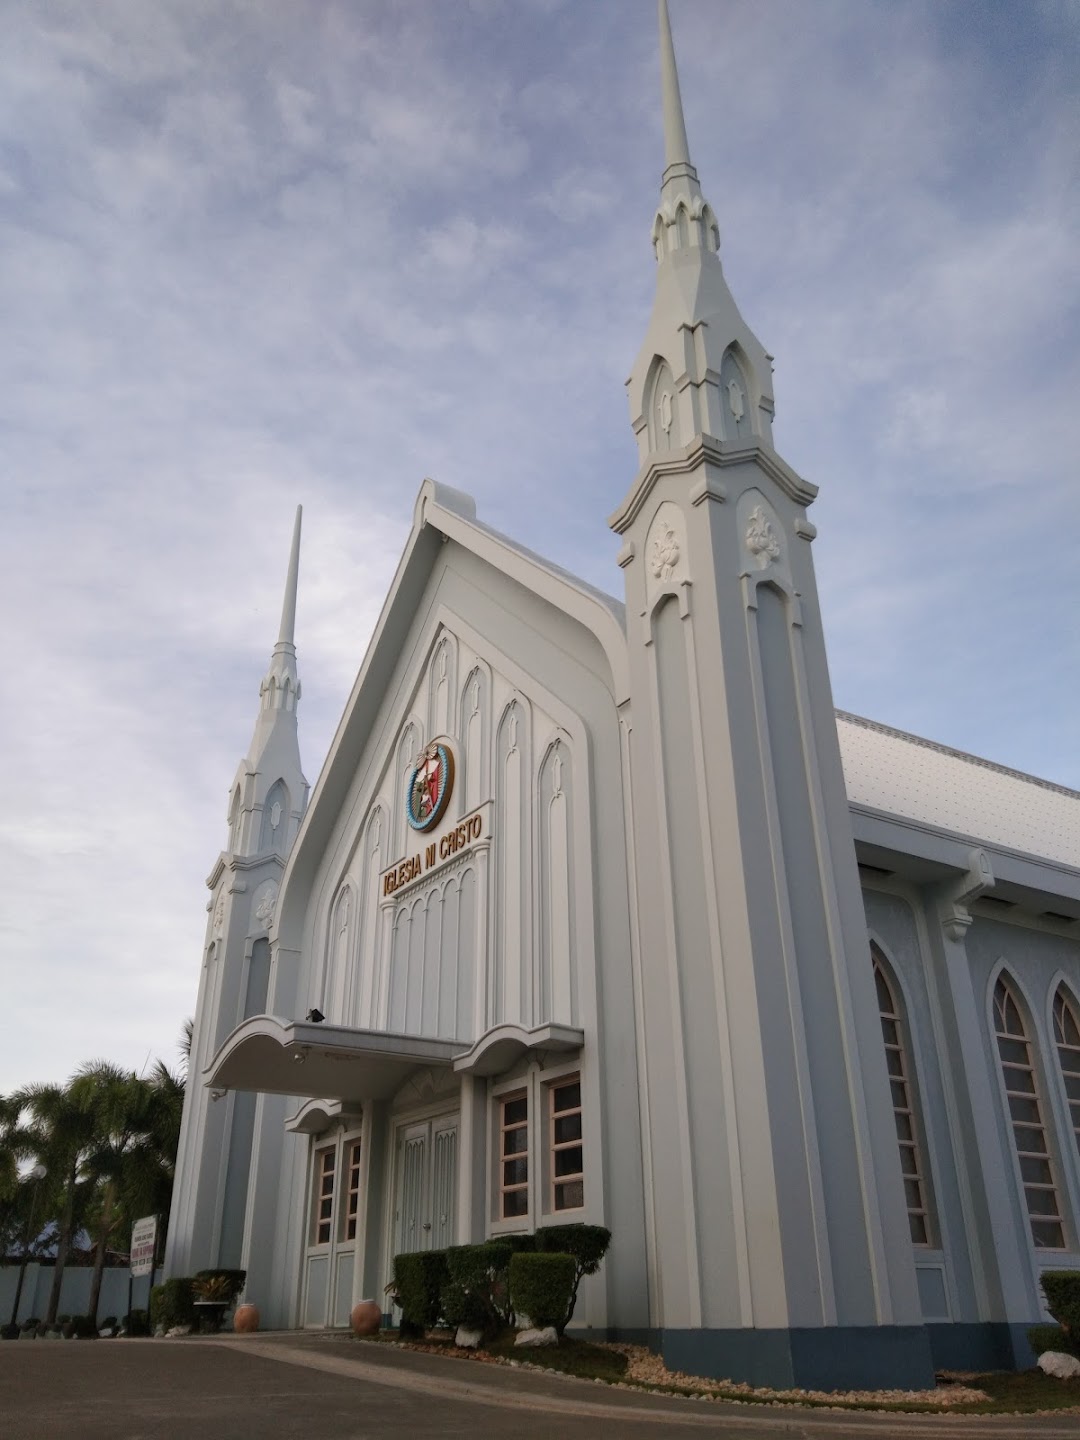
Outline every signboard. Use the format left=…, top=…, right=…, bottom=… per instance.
left=130, top=1215, right=158, bottom=1278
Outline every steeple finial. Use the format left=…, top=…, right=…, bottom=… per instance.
left=275, top=504, right=302, bottom=652
left=659, top=0, right=694, bottom=181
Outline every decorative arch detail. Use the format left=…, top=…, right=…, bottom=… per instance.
left=870, top=944, right=934, bottom=1245
left=990, top=968, right=1066, bottom=1250
left=646, top=355, right=680, bottom=454
left=1052, top=981, right=1080, bottom=1162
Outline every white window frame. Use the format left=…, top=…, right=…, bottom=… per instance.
left=548, top=1073, right=585, bottom=1216
left=873, top=953, right=934, bottom=1247
left=993, top=973, right=1068, bottom=1252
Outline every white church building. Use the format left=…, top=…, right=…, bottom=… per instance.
left=166, top=2, right=1080, bottom=1392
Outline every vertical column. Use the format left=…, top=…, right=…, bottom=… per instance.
left=354, top=1100, right=390, bottom=1308
left=456, top=1073, right=488, bottom=1243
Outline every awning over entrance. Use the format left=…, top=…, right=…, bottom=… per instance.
left=204, top=1015, right=467, bottom=1102
left=453, top=1021, right=584, bottom=1077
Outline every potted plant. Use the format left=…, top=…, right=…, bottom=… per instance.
left=191, top=1269, right=245, bottom=1333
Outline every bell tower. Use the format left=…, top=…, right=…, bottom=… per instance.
left=613, top=1, right=932, bottom=1391
left=166, top=507, right=309, bottom=1279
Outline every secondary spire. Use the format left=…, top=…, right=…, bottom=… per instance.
left=275, top=504, right=302, bottom=653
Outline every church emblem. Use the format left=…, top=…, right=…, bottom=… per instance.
left=406, top=742, right=455, bottom=832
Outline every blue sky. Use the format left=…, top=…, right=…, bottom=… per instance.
left=1, top=0, right=1077, bottom=1094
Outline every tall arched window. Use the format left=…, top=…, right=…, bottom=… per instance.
left=1052, top=985, right=1080, bottom=1160
left=993, top=975, right=1065, bottom=1249
left=873, top=952, right=933, bottom=1245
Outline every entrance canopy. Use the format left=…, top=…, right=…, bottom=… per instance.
left=204, top=1015, right=466, bottom=1103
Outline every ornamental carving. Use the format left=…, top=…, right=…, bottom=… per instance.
left=650, top=525, right=680, bottom=581
left=745, top=506, right=781, bottom=568
left=727, top=378, right=745, bottom=422
left=255, top=888, right=276, bottom=927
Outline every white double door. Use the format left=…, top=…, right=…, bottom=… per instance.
left=394, top=1112, right=459, bottom=1257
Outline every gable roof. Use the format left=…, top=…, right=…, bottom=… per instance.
left=274, top=479, right=630, bottom=950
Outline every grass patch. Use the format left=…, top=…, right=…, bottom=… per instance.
left=359, top=1331, right=1080, bottom=1416
left=950, top=1369, right=1080, bottom=1415
left=483, top=1332, right=628, bottom=1383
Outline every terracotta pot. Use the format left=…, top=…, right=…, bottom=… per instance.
left=233, top=1304, right=259, bottom=1334
left=350, top=1300, right=381, bottom=1337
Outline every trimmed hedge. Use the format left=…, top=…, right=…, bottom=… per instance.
left=442, top=1242, right=513, bottom=1332
left=509, top=1252, right=575, bottom=1330
left=124, top=1309, right=150, bottom=1338
left=1028, top=1323, right=1071, bottom=1358
left=392, top=1250, right=448, bottom=1337
left=1041, top=1272, right=1080, bottom=1344
left=150, top=1277, right=196, bottom=1331
left=534, top=1224, right=611, bottom=1331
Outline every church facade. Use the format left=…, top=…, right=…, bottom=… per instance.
left=165, top=2, right=1080, bottom=1392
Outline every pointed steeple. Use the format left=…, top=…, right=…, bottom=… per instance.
left=275, top=504, right=302, bottom=653
left=250, top=505, right=303, bottom=766
left=617, top=0, right=776, bottom=475
left=658, top=0, right=699, bottom=199
left=225, top=506, right=309, bottom=858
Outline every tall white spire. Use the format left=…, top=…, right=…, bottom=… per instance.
left=620, top=1, right=776, bottom=473
left=658, top=0, right=697, bottom=196
left=275, top=504, right=302, bottom=652
left=249, top=505, right=303, bottom=769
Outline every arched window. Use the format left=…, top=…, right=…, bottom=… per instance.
left=993, top=975, right=1065, bottom=1249
left=1052, top=985, right=1080, bottom=1160
left=873, top=952, right=933, bottom=1245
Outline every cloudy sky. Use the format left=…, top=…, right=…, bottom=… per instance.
left=2, top=0, right=1077, bottom=1096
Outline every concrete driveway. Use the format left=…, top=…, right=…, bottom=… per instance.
left=2, top=1333, right=1079, bottom=1440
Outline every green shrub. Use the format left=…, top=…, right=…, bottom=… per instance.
left=150, top=1277, right=196, bottom=1331
left=1041, top=1272, right=1080, bottom=1342
left=193, top=1268, right=246, bottom=1304
left=124, top=1309, right=150, bottom=1337
left=392, top=1251, right=448, bottom=1337
left=1028, top=1323, right=1071, bottom=1357
left=21, top=1318, right=40, bottom=1333
left=441, top=1242, right=513, bottom=1332
left=534, top=1224, right=611, bottom=1331
left=70, top=1315, right=95, bottom=1339
left=509, top=1252, right=575, bottom=1330
left=100, top=1316, right=117, bottom=1331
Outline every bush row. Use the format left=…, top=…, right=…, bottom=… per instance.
left=150, top=1269, right=246, bottom=1331
left=1029, top=1271, right=1080, bottom=1359
left=391, top=1223, right=610, bottom=1339
left=0, top=1312, right=148, bottom=1340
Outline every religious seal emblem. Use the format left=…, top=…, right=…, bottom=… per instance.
left=406, top=741, right=455, bottom=832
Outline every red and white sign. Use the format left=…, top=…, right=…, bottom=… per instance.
left=130, top=1215, right=158, bottom=1278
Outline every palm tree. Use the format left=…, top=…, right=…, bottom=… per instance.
left=75, top=1060, right=186, bottom=1324
left=13, top=1082, right=99, bottom=1324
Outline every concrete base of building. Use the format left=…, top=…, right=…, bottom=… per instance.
left=926, top=1321, right=1036, bottom=1374
left=610, top=1324, right=937, bottom=1393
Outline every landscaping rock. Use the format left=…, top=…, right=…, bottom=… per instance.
left=166, top=1324, right=193, bottom=1338
left=515, top=1326, right=558, bottom=1348
left=1038, top=1350, right=1080, bottom=1379
left=454, top=1326, right=484, bottom=1349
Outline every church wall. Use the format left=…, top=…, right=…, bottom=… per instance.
left=260, top=540, right=646, bottom=1331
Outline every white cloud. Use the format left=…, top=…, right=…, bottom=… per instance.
left=0, top=0, right=1076, bottom=1094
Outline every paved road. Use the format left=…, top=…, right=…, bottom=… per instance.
left=2, top=1334, right=1080, bottom=1440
